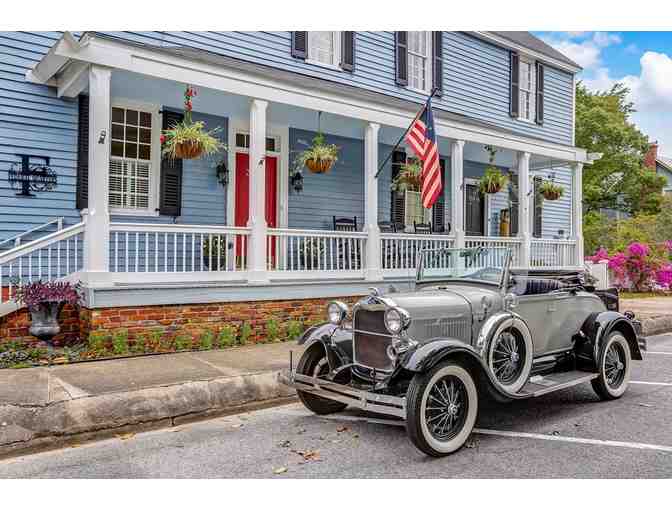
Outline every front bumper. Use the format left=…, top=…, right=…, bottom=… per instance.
left=279, top=370, right=406, bottom=418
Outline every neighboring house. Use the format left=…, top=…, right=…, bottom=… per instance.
left=656, top=157, right=672, bottom=196
left=0, top=31, right=589, bottom=342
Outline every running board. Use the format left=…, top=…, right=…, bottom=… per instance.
left=516, top=371, right=598, bottom=398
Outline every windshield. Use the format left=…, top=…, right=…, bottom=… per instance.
left=417, top=247, right=511, bottom=286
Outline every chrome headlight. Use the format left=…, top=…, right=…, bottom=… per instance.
left=384, top=307, right=410, bottom=334
left=327, top=301, right=348, bottom=325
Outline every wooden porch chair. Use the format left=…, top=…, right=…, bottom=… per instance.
left=414, top=222, right=432, bottom=234
left=378, top=221, right=397, bottom=233
left=332, top=216, right=360, bottom=270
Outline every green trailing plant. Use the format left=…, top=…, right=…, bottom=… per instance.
left=146, top=330, right=163, bottom=352
left=112, top=329, right=129, bottom=356
left=293, top=132, right=339, bottom=174
left=200, top=330, right=214, bottom=351
left=217, top=325, right=237, bottom=348
left=479, top=145, right=508, bottom=194
left=239, top=322, right=253, bottom=345
left=391, top=158, right=422, bottom=192
left=133, top=334, right=147, bottom=354
left=266, top=318, right=280, bottom=343
left=161, top=85, right=224, bottom=160
left=88, top=332, right=108, bottom=355
left=287, top=320, right=304, bottom=342
left=174, top=334, right=192, bottom=351
left=539, top=180, right=564, bottom=201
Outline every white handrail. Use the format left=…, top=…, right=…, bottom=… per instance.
left=0, top=217, right=65, bottom=248
left=110, top=222, right=251, bottom=234
left=0, top=222, right=85, bottom=264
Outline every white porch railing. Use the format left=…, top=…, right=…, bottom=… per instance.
left=381, top=233, right=455, bottom=276
left=0, top=222, right=85, bottom=304
left=465, top=236, right=524, bottom=267
left=266, top=228, right=367, bottom=278
left=531, top=239, right=577, bottom=269
left=109, top=223, right=251, bottom=274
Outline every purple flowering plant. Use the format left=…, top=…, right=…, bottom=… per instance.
left=14, top=280, right=82, bottom=310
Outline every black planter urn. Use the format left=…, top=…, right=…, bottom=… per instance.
left=28, top=302, right=64, bottom=344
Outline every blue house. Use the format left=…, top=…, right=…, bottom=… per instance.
left=0, top=31, right=592, bottom=340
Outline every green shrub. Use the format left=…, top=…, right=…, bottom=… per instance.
left=266, top=318, right=280, bottom=343
left=112, top=329, right=129, bottom=355
left=132, top=334, right=147, bottom=354
left=147, top=330, right=163, bottom=352
left=287, top=321, right=304, bottom=342
left=174, top=334, right=192, bottom=351
left=200, top=329, right=214, bottom=350
left=88, top=332, right=108, bottom=354
left=239, top=322, right=252, bottom=345
left=217, top=325, right=236, bottom=348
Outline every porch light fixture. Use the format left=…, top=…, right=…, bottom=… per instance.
left=291, top=171, right=304, bottom=193
left=216, top=159, right=229, bottom=186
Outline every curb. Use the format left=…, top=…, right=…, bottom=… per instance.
left=0, top=370, right=295, bottom=460
left=641, top=317, right=672, bottom=337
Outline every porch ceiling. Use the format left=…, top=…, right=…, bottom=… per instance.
left=27, top=31, right=589, bottom=165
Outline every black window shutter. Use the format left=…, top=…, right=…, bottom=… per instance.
left=341, top=31, right=355, bottom=71
left=509, top=173, right=519, bottom=236
left=391, top=150, right=406, bottom=225
left=159, top=110, right=184, bottom=217
left=291, top=32, right=307, bottom=59
left=395, top=31, right=408, bottom=86
left=76, top=94, right=89, bottom=210
left=432, top=31, right=443, bottom=96
left=432, top=158, right=446, bottom=231
left=535, top=62, right=544, bottom=125
left=533, top=176, right=543, bottom=238
left=509, top=52, right=520, bottom=118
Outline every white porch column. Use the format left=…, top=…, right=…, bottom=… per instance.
left=517, top=151, right=532, bottom=268
left=364, top=122, right=382, bottom=281
left=450, top=140, right=465, bottom=248
left=83, top=65, right=111, bottom=279
left=247, top=99, right=270, bottom=284
left=571, top=162, right=584, bottom=265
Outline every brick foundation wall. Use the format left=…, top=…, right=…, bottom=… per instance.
left=1, top=295, right=365, bottom=346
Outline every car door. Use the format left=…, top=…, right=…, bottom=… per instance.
left=512, top=294, right=555, bottom=356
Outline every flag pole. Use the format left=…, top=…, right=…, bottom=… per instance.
left=374, top=87, right=439, bottom=179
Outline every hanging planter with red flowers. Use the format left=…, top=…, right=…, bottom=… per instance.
left=161, top=85, right=224, bottom=160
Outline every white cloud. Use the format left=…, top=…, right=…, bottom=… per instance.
left=582, top=51, right=672, bottom=155
left=541, top=31, right=621, bottom=70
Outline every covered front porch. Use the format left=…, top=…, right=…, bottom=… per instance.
left=1, top=33, right=591, bottom=307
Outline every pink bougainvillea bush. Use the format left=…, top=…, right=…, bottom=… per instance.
left=587, top=241, right=672, bottom=292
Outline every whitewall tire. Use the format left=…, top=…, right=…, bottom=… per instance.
left=487, top=319, right=533, bottom=394
left=591, top=332, right=631, bottom=400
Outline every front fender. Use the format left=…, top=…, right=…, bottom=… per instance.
left=298, top=322, right=353, bottom=369
left=578, top=311, right=643, bottom=369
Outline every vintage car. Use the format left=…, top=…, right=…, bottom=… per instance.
left=281, top=247, right=647, bottom=457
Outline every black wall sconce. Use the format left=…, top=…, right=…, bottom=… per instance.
left=8, top=154, right=57, bottom=197
left=290, top=171, right=303, bottom=193
left=216, top=159, right=229, bottom=187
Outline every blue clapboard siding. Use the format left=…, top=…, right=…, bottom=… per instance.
left=0, top=31, right=81, bottom=245
left=531, top=165, right=573, bottom=238
left=94, top=31, right=574, bottom=146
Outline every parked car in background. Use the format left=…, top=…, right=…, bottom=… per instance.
left=282, top=247, right=646, bottom=456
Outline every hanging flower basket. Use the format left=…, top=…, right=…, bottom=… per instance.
left=161, top=85, right=224, bottom=160
left=391, top=159, right=422, bottom=192
left=294, top=133, right=339, bottom=174
left=479, top=166, right=508, bottom=195
left=540, top=180, right=564, bottom=201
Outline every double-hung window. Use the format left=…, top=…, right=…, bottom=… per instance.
left=307, top=31, right=340, bottom=68
left=519, top=58, right=536, bottom=122
left=407, top=31, right=432, bottom=93
left=109, top=104, right=159, bottom=214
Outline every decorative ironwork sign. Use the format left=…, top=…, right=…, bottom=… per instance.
left=8, top=154, right=58, bottom=197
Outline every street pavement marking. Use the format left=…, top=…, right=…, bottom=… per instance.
left=646, top=351, right=672, bottom=355
left=631, top=380, right=672, bottom=386
left=473, top=428, right=672, bottom=453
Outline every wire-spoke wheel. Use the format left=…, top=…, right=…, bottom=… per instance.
left=406, top=362, right=478, bottom=457
left=487, top=320, right=533, bottom=394
left=591, top=332, right=631, bottom=400
left=296, top=343, right=348, bottom=415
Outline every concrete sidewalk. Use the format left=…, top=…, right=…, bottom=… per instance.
left=622, top=297, right=672, bottom=336
left=0, top=342, right=301, bottom=458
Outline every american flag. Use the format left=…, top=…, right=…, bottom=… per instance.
left=405, top=98, right=442, bottom=209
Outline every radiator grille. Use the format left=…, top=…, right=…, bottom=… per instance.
left=353, top=308, right=394, bottom=372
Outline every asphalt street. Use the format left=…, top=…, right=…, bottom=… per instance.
left=2, top=334, right=672, bottom=478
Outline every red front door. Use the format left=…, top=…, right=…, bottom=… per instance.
left=234, top=153, right=278, bottom=260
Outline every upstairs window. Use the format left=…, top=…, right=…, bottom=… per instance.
left=518, top=57, right=536, bottom=122
left=407, top=31, right=432, bottom=93
left=307, top=31, right=340, bottom=68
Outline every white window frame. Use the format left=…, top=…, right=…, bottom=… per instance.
left=518, top=56, right=536, bottom=123
left=109, top=99, right=162, bottom=216
left=406, top=31, right=433, bottom=94
left=306, top=31, right=341, bottom=70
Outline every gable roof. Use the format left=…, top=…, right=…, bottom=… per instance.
left=487, top=31, right=582, bottom=70
left=658, top=156, right=672, bottom=172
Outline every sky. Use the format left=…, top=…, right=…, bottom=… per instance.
left=533, top=31, right=672, bottom=156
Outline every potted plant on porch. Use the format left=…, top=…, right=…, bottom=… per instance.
left=294, top=132, right=340, bottom=174
left=479, top=145, right=508, bottom=194
left=161, top=85, right=224, bottom=160
left=539, top=179, right=564, bottom=201
left=14, top=280, right=82, bottom=345
left=391, top=158, right=422, bottom=192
